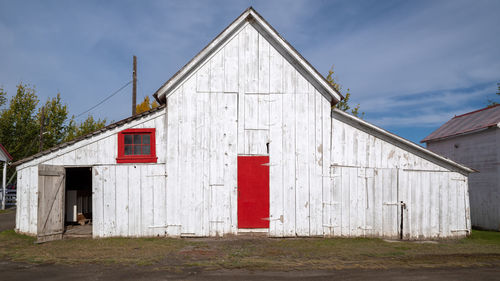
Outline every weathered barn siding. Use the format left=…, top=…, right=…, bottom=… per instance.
left=15, top=9, right=472, bottom=239
left=315, top=112, right=470, bottom=239
left=162, top=22, right=470, bottom=238
left=15, top=110, right=166, bottom=236
left=427, top=127, right=499, bottom=231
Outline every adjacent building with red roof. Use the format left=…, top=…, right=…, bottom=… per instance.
left=422, top=104, right=500, bottom=231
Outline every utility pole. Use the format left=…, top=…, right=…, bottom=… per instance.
left=132, top=55, right=137, bottom=116
left=39, top=106, right=45, bottom=152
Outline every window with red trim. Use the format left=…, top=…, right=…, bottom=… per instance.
left=117, top=128, right=157, bottom=163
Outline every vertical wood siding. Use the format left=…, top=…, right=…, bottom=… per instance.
left=16, top=22, right=470, bottom=239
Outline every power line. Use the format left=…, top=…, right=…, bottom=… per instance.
left=75, top=80, right=133, bottom=119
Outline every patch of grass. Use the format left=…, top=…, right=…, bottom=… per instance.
left=0, top=229, right=499, bottom=271
left=0, top=209, right=13, bottom=214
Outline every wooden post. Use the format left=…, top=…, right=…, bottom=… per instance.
left=39, top=106, right=45, bottom=152
left=2, top=162, right=6, bottom=210
left=132, top=55, right=137, bottom=116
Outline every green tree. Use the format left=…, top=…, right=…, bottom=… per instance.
left=326, top=66, right=364, bottom=118
left=64, top=115, right=107, bottom=142
left=0, top=84, right=40, bottom=162
left=38, top=93, right=69, bottom=150
left=0, top=87, right=6, bottom=107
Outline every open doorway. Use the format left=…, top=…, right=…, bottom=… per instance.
left=64, top=167, right=92, bottom=237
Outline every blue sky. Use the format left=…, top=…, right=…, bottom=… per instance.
left=0, top=0, right=499, bottom=144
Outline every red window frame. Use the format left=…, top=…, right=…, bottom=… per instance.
left=116, top=128, right=157, bottom=163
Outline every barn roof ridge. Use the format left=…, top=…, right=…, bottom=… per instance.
left=331, top=108, right=475, bottom=174
left=152, top=7, right=343, bottom=104
left=12, top=105, right=166, bottom=166
left=421, top=104, right=500, bottom=143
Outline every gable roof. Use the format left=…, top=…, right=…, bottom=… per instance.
left=332, top=108, right=475, bottom=175
left=153, top=7, right=343, bottom=104
left=0, top=143, right=13, bottom=162
left=12, top=105, right=165, bottom=166
left=421, top=104, right=500, bottom=143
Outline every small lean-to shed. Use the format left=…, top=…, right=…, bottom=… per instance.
left=14, top=7, right=474, bottom=242
left=422, top=104, right=500, bottom=231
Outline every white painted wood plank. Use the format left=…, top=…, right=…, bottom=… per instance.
left=244, top=25, right=259, bottom=93
left=141, top=165, right=154, bottom=237
left=237, top=31, right=246, bottom=155
left=128, top=165, right=141, bottom=237
left=295, top=93, right=309, bottom=236
left=196, top=62, right=210, bottom=92
left=269, top=45, right=283, bottom=93
left=166, top=92, right=180, bottom=236
left=29, top=166, right=37, bottom=234
left=222, top=93, right=238, bottom=234
left=201, top=92, right=211, bottom=236
left=152, top=165, right=166, bottom=236
left=269, top=93, right=284, bottom=237
left=309, top=89, right=322, bottom=236
left=210, top=50, right=224, bottom=92
left=102, top=166, right=116, bottom=237
left=244, top=94, right=259, bottom=130
left=341, top=167, right=350, bottom=236
left=373, top=169, right=383, bottom=237
left=92, top=167, right=104, bottom=237
left=430, top=172, right=439, bottom=238
left=331, top=167, right=342, bottom=236
left=115, top=165, right=129, bottom=236
left=258, top=95, right=270, bottom=129
left=209, top=92, right=224, bottom=185
left=283, top=61, right=296, bottom=95
left=224, top=35, right=239, bottom=93
left=282, top=93, right=296, bottom=236
left=349, top=167, right=358, bottom=236
left=258, top=33, right=270, bottom=94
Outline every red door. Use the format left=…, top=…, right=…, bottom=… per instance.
left=237, top=156, right=270, bottom=228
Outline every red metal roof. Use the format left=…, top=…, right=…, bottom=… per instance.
left=0, top=143, right=13, bottom=161
left=421, top=104, right=500, bottom=143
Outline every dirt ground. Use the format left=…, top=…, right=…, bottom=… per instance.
left=0, top=260, right=499, bottom=281
left=0, top=208, right=15, bottom=232
left=1, top=209, right=500, bottom=280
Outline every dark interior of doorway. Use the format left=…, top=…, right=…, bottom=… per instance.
left=64, top=167, right=92, bottom=237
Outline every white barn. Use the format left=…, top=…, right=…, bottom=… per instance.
left=14, top=8, right=473, bottom=242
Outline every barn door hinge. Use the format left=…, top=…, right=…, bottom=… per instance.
left=262, top=215, right=284, bottom=223
left=451, top=229, right=470, bottom=232
left=358, top=227, right=373, bottom=230
left=322, top=201, right=340, bottom=205
left=323, top=224, right=338, bottom=228
left=383, top=202, right=400, bottom=206
left=260, top=162, right=277, bottom=166
left=146, top=174, right=168, bottom=177
left=451, top=178, right=466, bottom=182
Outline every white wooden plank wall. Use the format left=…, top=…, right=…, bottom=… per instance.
left=91, top=164, right=166, bottom=237
left=16, top=20, right=470, bottom=240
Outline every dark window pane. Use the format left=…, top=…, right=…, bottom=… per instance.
left=133, top=145, right=142, bottom=155
left=142, top=145, right=150, bottom=155
left=124, top=135, right=133, bottom=144
left=133, top=134, right=142, bottom=144
left=124, top=145, right=132, bottom=155
left=142, top=134, right=150, bottom=144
